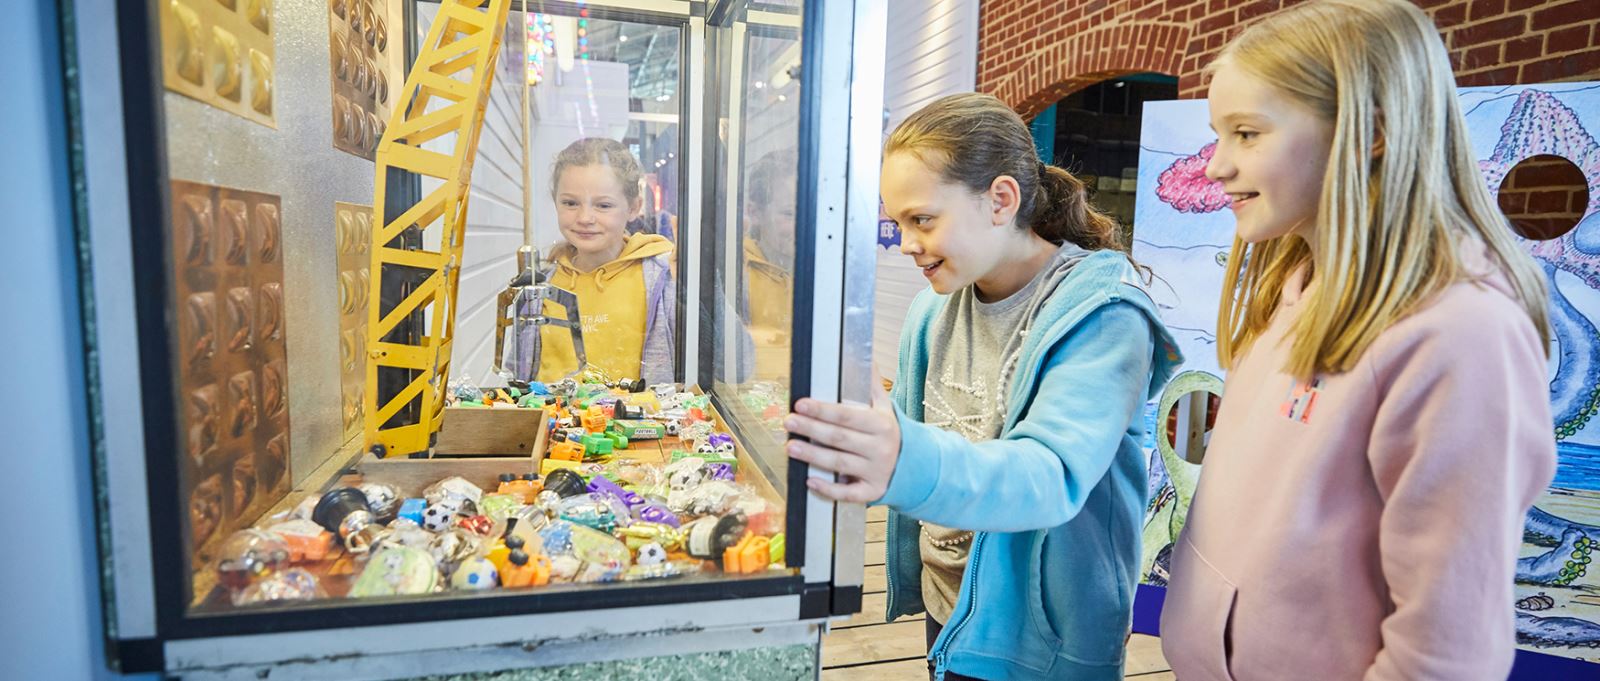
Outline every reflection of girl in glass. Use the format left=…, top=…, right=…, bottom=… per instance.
left=521, top=137, right=675, bottom=384
left=742, top=149, right=797, bottom=380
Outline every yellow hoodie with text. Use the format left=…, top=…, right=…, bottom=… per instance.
left=537, top=233, right=673, bottom=383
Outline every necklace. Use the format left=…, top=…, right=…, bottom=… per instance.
left=923, top=524, right=975, bottom=548
left=922, top=324, right=1031, bottom=437
left=917, top=308, right=1038, bottom=550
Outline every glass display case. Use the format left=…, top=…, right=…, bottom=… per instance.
left=80, top=0, right=884, bottom=676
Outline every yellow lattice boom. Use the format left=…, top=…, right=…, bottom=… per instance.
left=363, top=0, right=511, bottom=457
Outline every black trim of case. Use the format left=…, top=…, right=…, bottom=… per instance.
left=119, top=0, right=189, bottom=640
left=674, top=14, right=692, bottom=385
left=116, top=638, right=165, bottom=674
left=783, top=0, right=828, bottom=576
left=695, top=5, right=729, bottom=391
left=829, top=584, right=862, bottom=616
left=798, top=582, right=830, bottom=620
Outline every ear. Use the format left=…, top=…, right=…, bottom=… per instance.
left=986, top=174, right=1022, bottom=227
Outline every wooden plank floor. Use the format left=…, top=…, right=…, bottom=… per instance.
left=821, top=507, right=1173, bottom=680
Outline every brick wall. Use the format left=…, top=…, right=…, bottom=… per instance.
left=979, top=0, right=1600, bottom=119
left=1498, top=155, right=1590, bottom=239
left=978, top=0, right=1598, bottom=237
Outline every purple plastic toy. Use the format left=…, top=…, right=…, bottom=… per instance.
left=703, top=462, right=735, bottom=481
left=586, top=475, right=645, bottom=510
left=707, top=432, right=734, bottom=448
left=633, top=502, right=681, bottom=527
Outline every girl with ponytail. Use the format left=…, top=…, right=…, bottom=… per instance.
left=784, top=92, right=1182, bottom=680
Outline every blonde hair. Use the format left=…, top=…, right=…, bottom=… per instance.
left=550, top=137, right=643, bottom=209
left=885, top=93, right=1124, bottom=252
left=1213, top=0, right=1550, bottom=378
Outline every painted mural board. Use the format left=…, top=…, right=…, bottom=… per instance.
left=1133, top=82, right=1600, bottom=662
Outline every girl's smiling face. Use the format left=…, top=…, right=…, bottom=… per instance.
left=555, top=163, right=637, bottom=262
left=880, top=151, right=1013, bottom=295
left=1205, top=62, right=1336, bottom=245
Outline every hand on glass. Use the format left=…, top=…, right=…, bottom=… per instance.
left=784, top=373, right=900, bottom=504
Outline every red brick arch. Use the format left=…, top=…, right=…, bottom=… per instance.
left=978, top=0, right=1600, bottom=118
left=988, top=21, right=1192, bottom=120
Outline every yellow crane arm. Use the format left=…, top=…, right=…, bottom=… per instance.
left=362, top=0, right=511, bottom=457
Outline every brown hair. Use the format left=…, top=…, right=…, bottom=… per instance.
left=549, top=137, right=643, bottom=209
left=884, top=92, right=1124, bottom=252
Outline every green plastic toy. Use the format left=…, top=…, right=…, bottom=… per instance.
left=581, top=433, right=614, bottom=456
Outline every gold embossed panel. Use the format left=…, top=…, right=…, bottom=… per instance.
left=159, top=0, right=276, bottom=126
left=335, top=202, right=372, bottom=443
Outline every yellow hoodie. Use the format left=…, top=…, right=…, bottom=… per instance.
left=744, top=238, right=793, bottom=380
left=537, top=233, right=673, bottom=383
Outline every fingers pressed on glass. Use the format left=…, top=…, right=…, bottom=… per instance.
left=786, top=439, right=867, bottom=478
left=806, top=476, right=877, bottom=504
left=785, top=412, right=876, bottom=453
left=794, top=399, right=885, bottom=435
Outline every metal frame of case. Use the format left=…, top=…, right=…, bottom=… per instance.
left=77, top=0, right=880, bottom=676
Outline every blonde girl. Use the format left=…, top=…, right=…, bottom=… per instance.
left=516, top=137, right=675, bottom=384
left=1161, top=2, right=1556, bottom=679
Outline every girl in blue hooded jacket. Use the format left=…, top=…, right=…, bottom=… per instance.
left=785, top=93, right=1180, bottom=681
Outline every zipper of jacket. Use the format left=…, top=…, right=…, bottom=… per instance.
left=884, top=509, right=898, bottom=616
left=885, top=348, right=913, bottom=619
left=934, top=297, right=1119, bottom=672
left=933, top=531, right=986, bottom=672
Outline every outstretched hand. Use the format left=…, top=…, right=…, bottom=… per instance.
left=784, top=373, right=901, bottom=504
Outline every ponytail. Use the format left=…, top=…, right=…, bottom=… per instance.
left=886, top=93, right=1131, bottom=257
left=1032, top=164, right=1125, bottom=252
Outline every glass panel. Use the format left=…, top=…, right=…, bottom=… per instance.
left=707, top=1, right=803, bottom=501
left=156, top=0, right=797, bottom=617
left=517, top=14, right=683, bottom=383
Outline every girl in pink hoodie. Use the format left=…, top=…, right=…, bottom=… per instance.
left=1160, top=1, right=1557, bottom=679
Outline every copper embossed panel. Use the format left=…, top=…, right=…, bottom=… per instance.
left=159, top=0, right=277, bottom=126
left=328, top=0, right=397, bottom=159
left=171, top=180, right=292, bottom=566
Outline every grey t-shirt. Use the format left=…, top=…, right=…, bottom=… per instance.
left=917, top=243, right=1088, bottom=624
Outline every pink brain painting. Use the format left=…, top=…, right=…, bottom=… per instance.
left=1155, top=142, right=1231, bottom=214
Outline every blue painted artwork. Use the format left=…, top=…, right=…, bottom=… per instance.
left=1132, top=83, right=1600, bottom=663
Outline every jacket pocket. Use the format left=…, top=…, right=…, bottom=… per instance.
left=1027, top=532, right=1065, bottom=651
left=1160, top=537, right=1238, bottom=681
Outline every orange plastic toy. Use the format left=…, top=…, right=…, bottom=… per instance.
left=722, top=533, right=771, bottom=574
left=280, top=529, right=335, bottom=563
left=500, top=549, right=552, bottom=587
left=549, top=441, right=585, bottom=462
left=496, top=476, right=542, bottom=503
